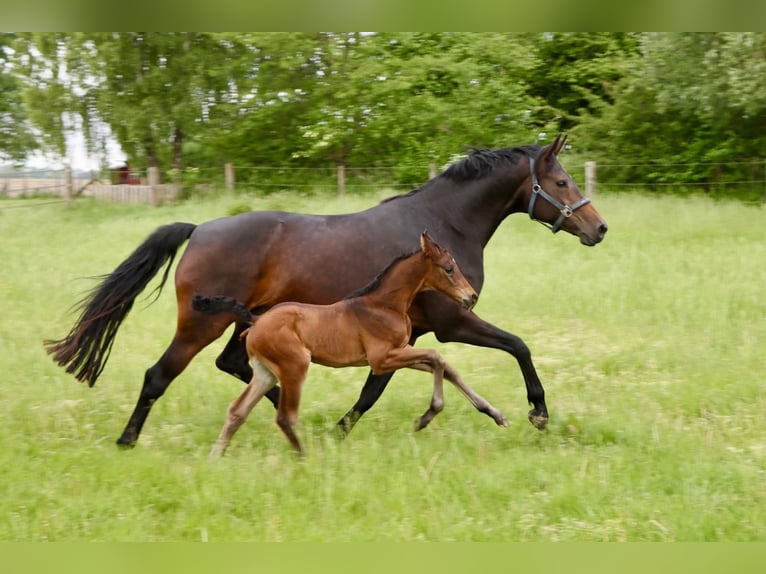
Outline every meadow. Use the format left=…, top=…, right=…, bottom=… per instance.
left=0, top=189, right=764, bottom=541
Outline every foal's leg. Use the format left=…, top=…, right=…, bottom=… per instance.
left=118, top=317, right=228, bottom=447
left=336, top=332, right=425, bottom=435
left=272, top=358, right=310, bottom=456
left=210, top=359, right=277, bottom=458
left=369, top=346, right=448, bottom=430
left=404, top=362, right=508, bottom=430
left=214, top=324, right=281, bottom=409
left=440, top=363, right=508, bottom=428
left=415, top=368, right=445, bottom=431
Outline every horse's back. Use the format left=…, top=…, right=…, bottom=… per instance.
left=175, top=207, right=417, bottom=309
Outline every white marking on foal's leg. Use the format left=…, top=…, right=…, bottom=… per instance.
left=210, top=358, right=277, bottom=458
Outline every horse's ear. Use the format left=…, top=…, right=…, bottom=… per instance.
left=420, top=230, right=442, bottom=257
left=538, top=133, right=567, bottom=169
left=553, top=133, right=568, bottom=156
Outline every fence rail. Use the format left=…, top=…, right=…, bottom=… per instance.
left=86, top=183, right=180, bottom=205
left=2, top=159, right=765, bottom=205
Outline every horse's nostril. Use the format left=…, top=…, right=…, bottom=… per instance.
left=598, top=223, right=608, bottom=237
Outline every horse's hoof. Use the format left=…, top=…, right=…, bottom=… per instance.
left=497, top=416, right=510, bottom=427
left=528, top=410, right=549, bottom=431
left=115, top=437, right=137, bottom=449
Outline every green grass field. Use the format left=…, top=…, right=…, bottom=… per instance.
left=1, top=190, right=764, bottom=541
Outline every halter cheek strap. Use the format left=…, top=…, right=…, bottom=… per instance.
left=528, top=156, right=591, bottom=234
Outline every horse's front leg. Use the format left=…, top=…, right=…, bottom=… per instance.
left=432, top=308, right=549, bottom=430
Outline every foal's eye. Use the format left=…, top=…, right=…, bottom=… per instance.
left=556, top=180, right=567, bottom=188
left=444, top=265, right=454, bottom=275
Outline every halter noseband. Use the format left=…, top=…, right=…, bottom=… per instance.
left=528, top=156, right=591, bottom=233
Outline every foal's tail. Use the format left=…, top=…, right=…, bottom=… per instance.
left=191, top=293, right=254, bottom=326
left=44, top=222, right=197, bottom=387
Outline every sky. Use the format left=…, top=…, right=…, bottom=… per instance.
left=25, top=129, right=125, bottom=172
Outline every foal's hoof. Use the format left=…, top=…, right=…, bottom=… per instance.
left=496, top=415, right=510, bottom=427
left=528, top=410, right=549, bottom=430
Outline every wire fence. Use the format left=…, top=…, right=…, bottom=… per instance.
left=591, top=160, right=766, bottom=202
left=2, top=158, right=765, bottom=208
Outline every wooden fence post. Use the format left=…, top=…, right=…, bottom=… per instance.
left=337, top=163, right=345, bottom=197
left=64, top=167, right=73, bottom=203
left=585, top=161, right=597, bottom=196
left=225, top=162, right=235, bottom=191
left=148, top=166, right=160, bottom=206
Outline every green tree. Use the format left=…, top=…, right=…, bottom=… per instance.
left=0, top=33, right=41, bottom=162
left=528, top=32, right=639, bottom=130
left=574, top=32, right=766, bottom=196
left=12, top=32, right=255, bottom=176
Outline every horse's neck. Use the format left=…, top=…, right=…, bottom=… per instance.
left=360, top=253, right=427, bottom=314
left=405, top=167, right=528, bottom=246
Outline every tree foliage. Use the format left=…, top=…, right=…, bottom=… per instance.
left=572, top=33, right=766, bottom=194
left=0, top=33, right=38, bottom=162
left=1, top=32, right=763, bottom=197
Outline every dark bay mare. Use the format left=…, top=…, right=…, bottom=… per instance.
left=45, top=134, right=607, bottom=447
left=195, top=231, right=508, bottom=456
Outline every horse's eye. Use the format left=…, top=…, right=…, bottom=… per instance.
left=445, top=265, right=454, bottom=275
left=556, top=180, right=567, bottom=188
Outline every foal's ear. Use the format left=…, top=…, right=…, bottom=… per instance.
left=420, top=230, right=442, bottom=257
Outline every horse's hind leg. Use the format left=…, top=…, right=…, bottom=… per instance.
left=116, top=310, right=231, bottom=447
left=210, top=359, right=277, bottom=458
left=215, top=323, right=281, bottom=408
left=117, top=335, right=205, bottom=446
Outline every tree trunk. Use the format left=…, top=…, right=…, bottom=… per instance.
left=172, top=126, right=183, bottom=172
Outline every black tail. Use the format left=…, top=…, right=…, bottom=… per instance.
left=191, top=293, right=254, bottom=325
left=44, top=222, right=197, bottom=386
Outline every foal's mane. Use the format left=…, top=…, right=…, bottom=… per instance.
left=343, top=249, right=419, bottom=300
left=380, top=145, right=541, bottom=204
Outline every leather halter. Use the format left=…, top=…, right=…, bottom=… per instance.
left=528, top=156, right=591, bottom=233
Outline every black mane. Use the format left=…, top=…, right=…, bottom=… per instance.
left=344, top=249, right=419, bottom=300
left=442, top=145, right=540, bottom=182
left=380, top=145, right=540, bottom=204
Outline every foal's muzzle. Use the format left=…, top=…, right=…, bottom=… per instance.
left=462, top=291, right=479, bottom=310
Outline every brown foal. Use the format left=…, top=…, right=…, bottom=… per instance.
left=194, top=231, right=508, bottom=456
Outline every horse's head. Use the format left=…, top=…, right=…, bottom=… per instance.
left=420, top=231, right=478, bottom=310
left=526, top=134, right=608, bottom=246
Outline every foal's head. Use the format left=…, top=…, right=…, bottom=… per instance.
left=420, top=231, right=478, bottom=310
